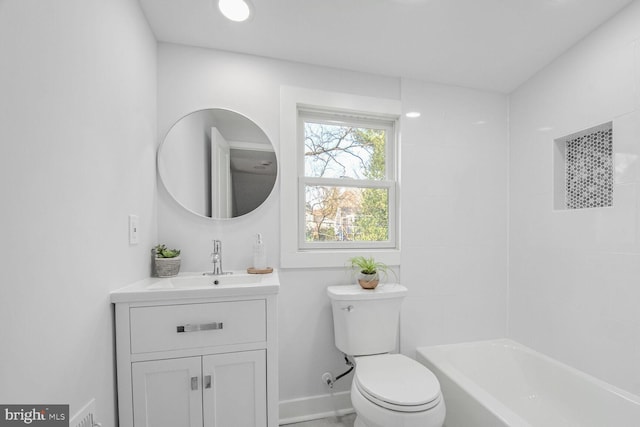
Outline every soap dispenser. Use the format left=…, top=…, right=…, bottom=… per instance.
left=253, top=233, right=267, bottom=270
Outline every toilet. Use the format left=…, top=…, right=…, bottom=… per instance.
left=327, top=283, right=445, bottom=427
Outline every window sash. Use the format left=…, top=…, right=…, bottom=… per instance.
left=298, top=109, right=396, bottom=182
left=298, top=177, right=397, bottom=250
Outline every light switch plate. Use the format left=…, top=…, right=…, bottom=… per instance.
left=129, top=214, right=139, bottom=245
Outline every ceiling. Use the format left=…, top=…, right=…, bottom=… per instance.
left=139, top=0, right=633, bottom=93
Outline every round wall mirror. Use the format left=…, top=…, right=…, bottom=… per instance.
left=158, top=109, right=277, bottom=219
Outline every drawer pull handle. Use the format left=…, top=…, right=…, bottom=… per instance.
left=204, top=375, right=212, bottom=389
left=176, top=322, right=224, bottom=333
left=191, top=376, right=198, bottom=390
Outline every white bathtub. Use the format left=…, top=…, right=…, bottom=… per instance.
left=416, top=339, right=640, bottom=427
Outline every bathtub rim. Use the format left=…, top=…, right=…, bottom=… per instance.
left=417, top=339, right=527, bottom=426
left=416, top=338, right=640, bottom=426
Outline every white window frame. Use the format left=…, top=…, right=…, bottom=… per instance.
left=298, top=109, right=397, bottom=249
left=280, top=86, right=401, bottom=268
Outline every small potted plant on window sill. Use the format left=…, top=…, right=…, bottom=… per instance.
left=349, top=256, right=393, bottom=289
left=154, top=244, right=181, bottom=277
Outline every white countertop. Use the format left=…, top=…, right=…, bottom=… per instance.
left=110, top=269, right=280, bottom=303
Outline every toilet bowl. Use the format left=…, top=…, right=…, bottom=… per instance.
left=327, top=284, right=446, bottom=427
left=350, top=354, right=445, bottom=427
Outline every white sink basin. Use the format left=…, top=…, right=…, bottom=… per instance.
left=110, top=270, right=279, bottom=303
left=149, top=273, right=262, bottom=289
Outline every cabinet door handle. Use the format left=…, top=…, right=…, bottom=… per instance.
left=176, top=322, right=224, bottom=333
left=191, top=376, right=198, bottom=390
left=204, top=375, right=212, bottom=389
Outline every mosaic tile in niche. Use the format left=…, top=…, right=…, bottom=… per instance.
left=565, top=127, right=613, bottom=209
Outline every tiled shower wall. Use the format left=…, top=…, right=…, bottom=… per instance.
left=400, top=79, right=509, bottom=356
left=509, top=0, right=640, bottom=395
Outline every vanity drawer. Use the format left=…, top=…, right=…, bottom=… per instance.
left=129, top=300, right=266, bottom=354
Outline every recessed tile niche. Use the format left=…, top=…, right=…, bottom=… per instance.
left=553, top=122, right=613, bottom=210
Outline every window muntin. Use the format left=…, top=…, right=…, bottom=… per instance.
left=299, top=110, right=397, bottom=249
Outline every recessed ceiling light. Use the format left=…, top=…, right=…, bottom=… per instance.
left=405, top=111, right=421, bottom=118
left=218, top=0, right=251, bottom=22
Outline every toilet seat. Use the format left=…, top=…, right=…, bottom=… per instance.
left=354, top=354, right=442, bottom=413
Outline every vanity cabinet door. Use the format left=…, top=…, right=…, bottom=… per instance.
left=202, top=350, right=267, bottom=427
left=132, top=357, right=204, bottom=427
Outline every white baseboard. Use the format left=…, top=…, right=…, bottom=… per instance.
left=279, top=390, right=354, bottom=425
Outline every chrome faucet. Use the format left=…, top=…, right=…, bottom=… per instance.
left=210, top=239, right=224, bottom=275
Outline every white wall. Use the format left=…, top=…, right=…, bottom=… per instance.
left=400, top=79, right=509, bottom=356
left=0, top=0, right=157, bottom=425
left=157, top=43, right=511, bottom=419
left=157, top=44, right=401, bottom=416
left=509, top=1, right=640, bottom=394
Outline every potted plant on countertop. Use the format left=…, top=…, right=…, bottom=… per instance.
left=349, top=256, right=393, bottom=289
left=154, top=244, right=181, bottom=277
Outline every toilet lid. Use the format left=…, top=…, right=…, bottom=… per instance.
left=355, top=354, right=441, bottom=412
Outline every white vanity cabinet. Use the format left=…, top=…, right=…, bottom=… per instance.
left=131, top=350, right=266, bottom=427
left=131, top=356, right=203, bottom=427
left=111, top=272, right=279, bottom=427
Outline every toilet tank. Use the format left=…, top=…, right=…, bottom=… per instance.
left=327, top=283, right=408, bottom=356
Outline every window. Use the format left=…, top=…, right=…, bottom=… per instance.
left=280, top=86, right=401, bottom=268
left=300, top=110, right=397, bottom=249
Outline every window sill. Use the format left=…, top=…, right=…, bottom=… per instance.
left=280, top=247, right=401, bottom=269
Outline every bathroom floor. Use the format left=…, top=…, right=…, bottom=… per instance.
left=283, top=413, right=356, bottom=427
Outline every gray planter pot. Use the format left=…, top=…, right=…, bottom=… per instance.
left=155, top=256, right=181, bottom=277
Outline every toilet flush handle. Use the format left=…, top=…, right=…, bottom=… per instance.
left=341, top=305, right=354, bottom=312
